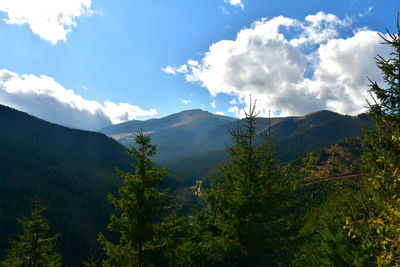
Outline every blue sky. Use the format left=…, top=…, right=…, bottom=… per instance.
left=0, top=0, right=398, bottom=130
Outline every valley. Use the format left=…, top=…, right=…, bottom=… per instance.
left=0, top=104, right=381, bottom=265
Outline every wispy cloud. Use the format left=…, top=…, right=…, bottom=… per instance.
left=78, top=84, right=89, bottom=91
left=161, top=65, right=177, bottom=75
left=162, top=64, right=188, bottom=75
left=180, top=99, right=192, bottom=104
left=219, top=6, right=229, bottom=15
left=358, top=5, right=374, bottom=17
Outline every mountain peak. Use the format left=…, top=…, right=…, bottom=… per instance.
left=296, top=110, right=340, bottom=121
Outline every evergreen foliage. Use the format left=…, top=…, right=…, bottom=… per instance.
left=98, top=131, right=170, bottom=267
left=0, top=196, right=62, bottom=267
left=350, top=15, right=400, bottom=265
left=166, top=111, right=374, bottom=180
left=157, top=197, right=188, bottom=266
left=0, top=104, right=131, bottom=266
left=190, top=99, right=294, bottom=266
left=278, top=137, right=363, bottom=266
left=292, top=182, right=369, bottom=266
left=179, top=207, right=241, bottom=266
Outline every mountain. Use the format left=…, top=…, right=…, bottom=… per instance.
left=266, top=111, right=374, bottom=162
left=101, top=109, right=236, bottom=135
left=0, top=105, right=375, bottom=264
left=99, top=109, right=293, bottom=164
left=101, top=109, right=374, bottom=180
left=0, top=104, right=132, bottom=266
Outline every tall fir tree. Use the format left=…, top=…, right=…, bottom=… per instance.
left=157, top=195, right=188, bottom=266
left=0, top=196, right=62, bottom=267
left=98, top=131, right=170, bottom=267
left=196, top=98, right=291, bottom=266
left=350, top=14, right=400, bottom=266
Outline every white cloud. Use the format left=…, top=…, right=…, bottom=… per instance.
left=224, top=0, right=244, bottom=9
left=164, top=12, right=390, bottom=117
left=177, top=64, right=188, bottom=73
left=161, top=65, right=177, bottom=75
left=0, top=0, right=93, bottom=44
left=215, top=111, right=227, bottom=116
left=78, top=84, right=88, bottom=91
left=102, top=101, right=157, bottom=124
left=291, top=12, right=351, bottom=46
left=310, top=30, right=390, bottom=114
left=161, top=64, right=188, bottom=75
left=211, top=101, right=216, bottom=108
left=358, top=6, right=374, bottom=17
left=180, top=99, right=191, bottom=104
left=228, top=106, right=239, bottom=117
left=0, top=69, right=157, bottom=130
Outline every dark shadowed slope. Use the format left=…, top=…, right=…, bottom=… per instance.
left=0, top=104, right=132, bottom=266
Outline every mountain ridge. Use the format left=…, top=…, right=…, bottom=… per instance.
left=100, top=109, right=374, bottom=167
left=100, top=109, right=236, bottom=135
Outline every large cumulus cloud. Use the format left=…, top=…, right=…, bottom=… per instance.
left=0, top=69, right=157, bottom=130
left=163, top=12, right=391, bottom=117
left=0, top=0, right=93, bottom=44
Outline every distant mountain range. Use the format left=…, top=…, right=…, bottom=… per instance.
left=100, top=109, right=375, bottom=178
left=99, top=109, right=295, bottom=163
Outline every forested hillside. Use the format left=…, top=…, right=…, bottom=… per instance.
left=0, top=104, right=374, bottom=266
left=0, top=104, right=132, bottom=266
left=163, top=111, right=374, bottom=180
left=0, top=104, right=377, bottom=266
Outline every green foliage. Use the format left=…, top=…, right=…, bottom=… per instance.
left=293, top=183, right=371, bottom=266
left=188, top=99, right=295, bottom=266
left=280, top=136, right=372, bottom=266
left=83, top=254, right=100, bottom=267
left=157, top=197, right=188, bottom=266
left=98, top=131, right=171, bottom=267
left=0, top=104, right=131, bottom=266
left=351, top=15, right=400, bottom=265
left=273, top=113, right=374, bottom=163
left=178, top=208, right=241, bottom=266
left=0, top=196, right=62, bottom=267
left=166, top=111, right=374, bottom=180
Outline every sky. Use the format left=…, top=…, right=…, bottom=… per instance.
left=0, top=0, right=398, bottom=130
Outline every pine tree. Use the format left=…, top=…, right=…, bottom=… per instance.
left=98, top=131, right=170, bottom=267
left=178, top=206, right=240, bottom=267
left=0, top=196, right=62, bottom=267
left=157, top=196, right=188, bottom=266
left=350, top=14, right=400, bottom=265
left=201, top=98, right=290, bottom=265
